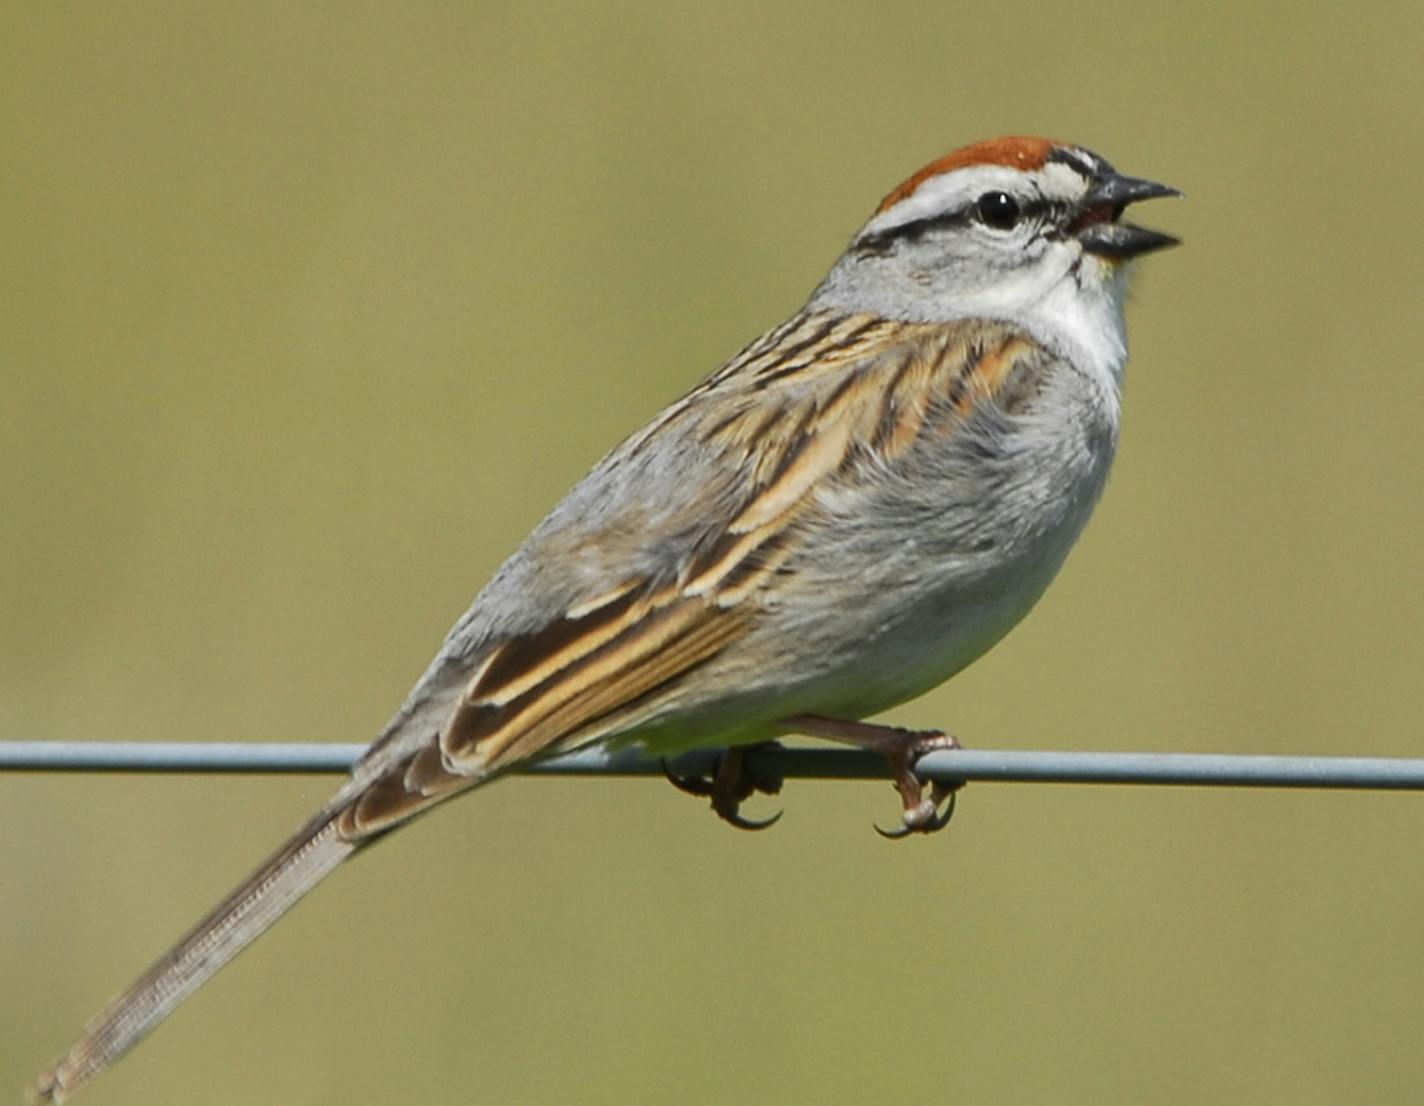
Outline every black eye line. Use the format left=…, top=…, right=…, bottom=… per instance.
left=854, top=209, right=972, bottom=254
left=854, top=197, right=1056, bottom=256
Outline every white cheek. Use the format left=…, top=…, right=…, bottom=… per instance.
left=1014, top=250, right=1130, bottom=387
left=1072, top=260, right=1131, bottom=374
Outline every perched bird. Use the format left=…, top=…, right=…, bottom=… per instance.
left=31, top=135, right=1178, bottom=1101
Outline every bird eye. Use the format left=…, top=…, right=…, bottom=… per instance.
left=975, top=191, right=1021, bottom=231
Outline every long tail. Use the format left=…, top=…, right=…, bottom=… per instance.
left=30, top=808, right=357, bottom=1103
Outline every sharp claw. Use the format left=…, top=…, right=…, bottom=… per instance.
left=724, top=808, right=783, bottom=832
left=665, top=753, right=784, bottom=830
left=926, top=789, right=958, bottom=831
left=876, top=787, right=958, bottom=841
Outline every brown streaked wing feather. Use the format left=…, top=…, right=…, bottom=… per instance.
left=340, top=315, right=1047, bottom=841
left=340, top=753, right=442, bottom=837
left=447, top=590, right=752, bottom=772
left=339, top=589, right=752, bottom=838
left=872, top=333, right=961, bottom=458
left=473, top=582, right=653, bottom=706
left=490, top=600, right=751, bottom=766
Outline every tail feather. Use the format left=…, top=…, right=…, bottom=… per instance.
left=30, top=809, right=357, bottom=1104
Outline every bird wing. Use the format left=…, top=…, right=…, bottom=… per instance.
left=339, top=309, right=1047, bottom=836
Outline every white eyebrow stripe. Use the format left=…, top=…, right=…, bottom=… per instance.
left=858, top=166, right=1019, bottom=239
left=856, top=160, right=1090, bottom=243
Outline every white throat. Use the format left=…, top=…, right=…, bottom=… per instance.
left=810, top=245, right=1132, bottom=392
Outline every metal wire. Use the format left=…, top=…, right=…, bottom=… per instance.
left=3, top=741, right=1424, bottom=790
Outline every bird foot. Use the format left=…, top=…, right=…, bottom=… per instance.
left=782, top=716, right=963, bottom=840
left=664, top=742, right=785, bottom=831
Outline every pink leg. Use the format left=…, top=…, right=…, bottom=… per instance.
left=784, top=715, right=962, bottom=838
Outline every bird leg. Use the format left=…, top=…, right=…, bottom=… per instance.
left=783, top=714, right=963, bottom=838
left=664, top=743, right=784, bottom=831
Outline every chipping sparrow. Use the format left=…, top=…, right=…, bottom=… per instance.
left=31, top=135, right=1178, bottom=1101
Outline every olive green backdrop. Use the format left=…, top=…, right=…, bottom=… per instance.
left=4, top=3, right=1423, bottom=1103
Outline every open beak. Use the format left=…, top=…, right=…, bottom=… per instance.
left=1073, top=171, right=1181, bottom=259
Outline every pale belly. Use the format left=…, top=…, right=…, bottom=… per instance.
left=612, top=450, right=1110, bottom=756
left=608, top=363, right=1120, bottom=755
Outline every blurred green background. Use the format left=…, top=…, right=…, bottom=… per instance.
left=4, top=2, right=1423, bottom=1103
